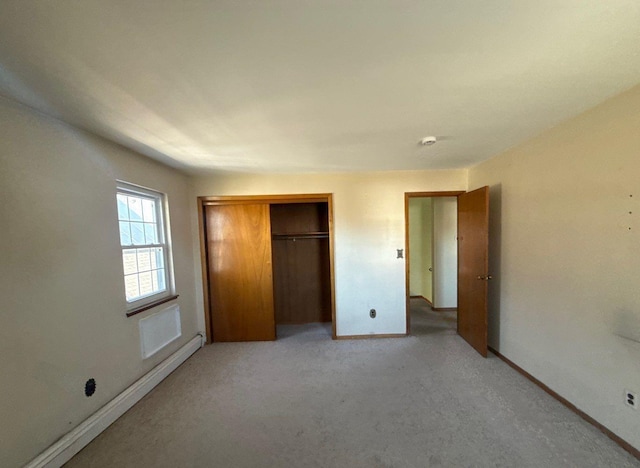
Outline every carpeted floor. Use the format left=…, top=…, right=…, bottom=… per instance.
left=65, top=300, right=639, bottom=467
left=408, top=297, right=457, bottom=336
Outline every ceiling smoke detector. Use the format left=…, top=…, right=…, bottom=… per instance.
left=420, top=136, right=437, bottom=146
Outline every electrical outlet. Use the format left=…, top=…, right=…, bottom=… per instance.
left=625, top=389, right=637, bottom=409
left=369, top=309, right=376, bottom=318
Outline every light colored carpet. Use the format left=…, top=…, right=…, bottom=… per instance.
left=408, top=298, right=457, bottom=336
left=66, top=301, right=639, bottom=467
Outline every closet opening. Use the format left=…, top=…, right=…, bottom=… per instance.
left=271, top=203, right=332, bottom=340
left=198, top=194, right=335, bottom=344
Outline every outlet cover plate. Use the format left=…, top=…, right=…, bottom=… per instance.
left=624, top=389, right=637, bottom=410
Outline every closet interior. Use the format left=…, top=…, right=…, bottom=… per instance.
left=270, top=202, right=332, bottom=326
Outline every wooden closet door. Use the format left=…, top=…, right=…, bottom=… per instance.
left=206, top=204, right=275, bottom=342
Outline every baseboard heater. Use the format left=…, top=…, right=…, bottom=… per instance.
left=26, top=333, right=205, bottom=468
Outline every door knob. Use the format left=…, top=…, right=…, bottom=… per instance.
left=476, top=275, right=493, bottom=281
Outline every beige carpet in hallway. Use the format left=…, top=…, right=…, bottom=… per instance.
left=408, top=297, right=456, bottom=336
left=66, top=303, right=639, bottom=467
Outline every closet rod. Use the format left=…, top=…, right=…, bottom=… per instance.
left=272, top=232, right=329, bottom=240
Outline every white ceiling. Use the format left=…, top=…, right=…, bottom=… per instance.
left=1, top=1, right=639, bottom=174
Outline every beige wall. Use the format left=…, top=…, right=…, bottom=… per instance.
left=0, top=97, right=199, bottom=467
left=408, top=199, right=424, bottom=297
left=468, top=84, right=640, bottom=450
left=420, top=199, right=434, bottom=302
left=408, top=197, right=433, bottom=300
left=191, top=170, right=467, bottom=337
left=432, top=197, right=457, bottom=309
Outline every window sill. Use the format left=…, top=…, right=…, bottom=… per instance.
left=126, top=295, right=179, bottom=317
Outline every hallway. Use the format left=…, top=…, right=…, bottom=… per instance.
left=409, top=297, right=456, bottom=336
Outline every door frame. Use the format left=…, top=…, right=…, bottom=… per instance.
left=198, top=193, right=336, bottom=343
left=404, top=191, right=465, bottom=335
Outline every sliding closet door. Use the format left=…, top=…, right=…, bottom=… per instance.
left=205, top=204, right=276, bottom=342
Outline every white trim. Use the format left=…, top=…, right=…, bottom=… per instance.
left=26, top=334, right=204, bottom=468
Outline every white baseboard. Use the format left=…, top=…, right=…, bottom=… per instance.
left=26, top=333, right=205, bottom=468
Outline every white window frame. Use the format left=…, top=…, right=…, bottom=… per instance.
left=116, top=181, right=174, bottom=312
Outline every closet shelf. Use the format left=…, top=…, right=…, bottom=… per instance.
left=272, top=231, right=329, bottom=240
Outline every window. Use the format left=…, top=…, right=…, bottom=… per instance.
left=116, top=182, right=173, bottom=311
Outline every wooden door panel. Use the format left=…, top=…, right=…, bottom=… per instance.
left=458, top=186, right=489, bottom=357
left=206, top=204, right=275, bottom=342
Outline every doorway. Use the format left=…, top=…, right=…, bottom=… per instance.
left=405, top=188, right=490, bottom=357
left=406, top=192, right=462, bottom=337
left=198, top=194, right=336, bottom=344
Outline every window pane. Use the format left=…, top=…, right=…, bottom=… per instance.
left=155, top=268, right=166, bottom=291
left=154, top=247, right=165, bottom=269
left=137, top=248, right=152, bottom=272
left=142, top=199, right=156, bottom=223
left=124, top=274, right=140, bottom=301
left=122, top=249, right=138, bottom=275
left=117, top=195, right=130, bottom=221
left=131, top=222, right=145, bottom=245
left=138, top=271, right=154, bottom=297
left=119, top=221, right=132, bottom=246
left=150, top=248, right=157, bottom=269
left=128, top=197, right=143, bottom=222
left=118, top=184, right=171, bottom=306
left=144, top=223, right=158, bottom=244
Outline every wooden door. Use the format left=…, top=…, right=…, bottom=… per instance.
left=205, top=204, right=276, bottom=342
left=457, top=186, right=490, bottom=357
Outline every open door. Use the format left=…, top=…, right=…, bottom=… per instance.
left=205, top=203, right=276, bottom=342
left=457, top=186, right=490, bottom=357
